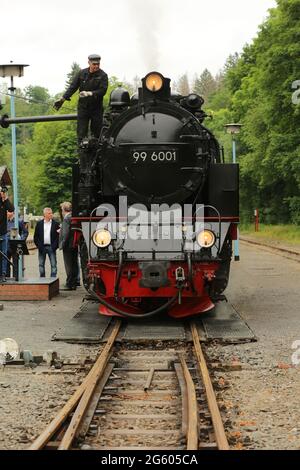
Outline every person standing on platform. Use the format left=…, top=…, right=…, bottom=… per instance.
left=0, top=186, right=14, bottom=282
left=59, top=202, right=78, bottom=291
left=33, top=207, right=60, bottom=278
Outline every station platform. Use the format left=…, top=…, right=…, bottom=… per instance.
left=0, top=277, right=59, bottom=301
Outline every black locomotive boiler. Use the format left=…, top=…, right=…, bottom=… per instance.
left=1, top=71, right=239, bottom=319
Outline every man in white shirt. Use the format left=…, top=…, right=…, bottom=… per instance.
left=33, top=208, right=60, bottom=277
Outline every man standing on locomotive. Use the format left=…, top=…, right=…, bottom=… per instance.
left=54, top=54, right=108, bottom=141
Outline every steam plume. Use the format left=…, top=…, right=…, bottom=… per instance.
left=129, top=0, right=161, bottom=71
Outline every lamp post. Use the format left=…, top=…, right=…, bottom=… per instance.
left=224, top=123, right=242, bottom=261
left=0, top=62, right=29, bottom=279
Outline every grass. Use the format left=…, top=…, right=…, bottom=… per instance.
left=240, top=224, right=300, bottom=245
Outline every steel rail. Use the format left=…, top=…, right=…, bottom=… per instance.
left=190, top=322, right=229, bottom=450
left=29, top=319, right=121, bottom=450
left=178, top=354, right=198, bottom=450
left=144, top=367, right=155, bottom=391
left=240, top=237, right=300, bottom=262
left=78, top=363, right=114, bottom=439
left=174, top=363, right=188, bottom=436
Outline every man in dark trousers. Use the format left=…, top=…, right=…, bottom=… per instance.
left=6, top=212, right=29, bottom=278
left=59, top=202, right=78, bottom=291
left=54, top=54, right=108, bottom=142
left=0, top=186, right=14, bottom=282
left=33, top=207, right=60, bottom=278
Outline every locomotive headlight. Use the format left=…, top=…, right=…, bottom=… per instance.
left=92, top=229, right=112, bottom=248
left=145, top=72, right=163, bottom=92
left=197, top=230, right=216, bottom=248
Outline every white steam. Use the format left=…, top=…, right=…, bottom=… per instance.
left=129, top=0, right=162, bottom=71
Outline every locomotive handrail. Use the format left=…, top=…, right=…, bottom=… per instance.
left=118, top=142, right=190, bottom=146
left=0, top=113, right=77, bottom=128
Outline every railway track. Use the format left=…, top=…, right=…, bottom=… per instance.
left=240, top=236, right=300, bottom=262
left=29, top=320, right=229, bottom=451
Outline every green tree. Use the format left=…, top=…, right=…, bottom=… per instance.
left=34, top=129, right=78, bottom=210
left=206, top=0, right=300, bottom=224
left=24, top=85, right=50, bottom=104
left=21, top=93, right=78, bottom=212
left=193, top=69, right=217, bottom=103
left=176, top=73, right=190, bottom=96
left=65, top=62, right=81, bottom=88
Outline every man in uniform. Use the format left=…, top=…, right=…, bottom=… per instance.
left=54, top=54, right=108, bottom=142
left=0, top=186, right=14, bottom=282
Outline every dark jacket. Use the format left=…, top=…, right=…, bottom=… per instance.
left=33, top=219, right=60, bottom=251
left=59, top=213, right=74, bottom=250
left=63, top=68, right=108, bottom=112
left=0, top=199, right=14, bottom=235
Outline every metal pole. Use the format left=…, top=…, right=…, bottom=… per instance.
left=255, top=208, right=259, bottom=232
left=232, top=136, right=240, bottom=261
left=1, top=113, right=78, bottom=127
left=9, top=77, right=23, bottom=280
left=232, top=137, right=236, bottom=164
left=9, top=77, right=18, bottom=225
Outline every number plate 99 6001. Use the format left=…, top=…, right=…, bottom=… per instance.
left=131, top=149, right=178, bottom=164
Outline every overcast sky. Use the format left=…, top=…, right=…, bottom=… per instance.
left=0, top=0, right=276, bottom=96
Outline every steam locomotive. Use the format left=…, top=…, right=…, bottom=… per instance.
left=1, top=71, right=239, bottom=319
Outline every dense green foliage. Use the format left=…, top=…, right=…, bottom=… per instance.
left=201, top=0, right=300, bottom=224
